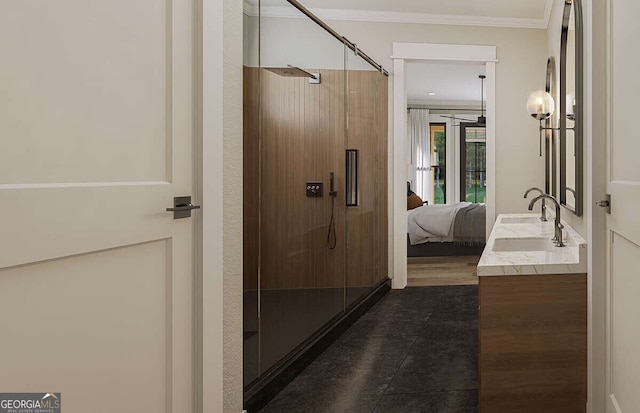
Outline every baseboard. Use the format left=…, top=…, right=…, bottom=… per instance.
left=243, top=278, right=391, bottom=413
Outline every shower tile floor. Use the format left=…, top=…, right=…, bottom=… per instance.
left=260, top=285, right=478, bottom=413
left=244, top=287, right=373, bottom=386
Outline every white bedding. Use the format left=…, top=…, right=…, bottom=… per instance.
left=407, top=202, right=471, bottom=245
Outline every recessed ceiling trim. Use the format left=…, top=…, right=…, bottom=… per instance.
left=245, top=1, right=555, bottom=29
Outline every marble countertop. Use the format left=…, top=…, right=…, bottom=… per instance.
left=478, top=213, right=588, bottom=276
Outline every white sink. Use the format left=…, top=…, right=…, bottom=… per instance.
left=478, top=213, right=587, bottom=276
left=500, top=216, right=541, bottom=225
left=492, top=237, right=551, bottom=252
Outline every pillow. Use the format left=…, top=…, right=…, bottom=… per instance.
left=407, top=193, right=424, bottom=210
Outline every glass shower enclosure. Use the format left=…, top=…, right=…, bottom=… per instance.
left=243, top=0, right=389, bottom=389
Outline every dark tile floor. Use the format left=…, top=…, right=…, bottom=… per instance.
left=260, top=285, right=479, bottom=413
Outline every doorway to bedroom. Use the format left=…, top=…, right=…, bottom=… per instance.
left=405, top=61, right=488, bottom=287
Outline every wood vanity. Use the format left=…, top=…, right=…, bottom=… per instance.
left=478, top=214, right=587, bottom=413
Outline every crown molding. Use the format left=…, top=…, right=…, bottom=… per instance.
left=244, top=0, right=555, bottom=30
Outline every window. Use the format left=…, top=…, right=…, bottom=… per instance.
left=460, top=123, right=486, bottom=203
left=430, top=123, right=446, bottom=204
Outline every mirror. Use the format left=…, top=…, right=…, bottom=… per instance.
left=545, top=56, right=557, bottom=197
left=560, top=0, right=583, bottom=216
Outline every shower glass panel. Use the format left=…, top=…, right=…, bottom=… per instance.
left=256, top=0, right=347, bottom=380
left=242, top=5, right=260, bottom=386
left=345, top=50, right=387, bottom=307
left=243, top=0, right=388, bottom=392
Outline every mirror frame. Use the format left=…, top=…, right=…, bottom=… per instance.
left=559, top=0, right=583, bottom=216
left=545, top=56, right=557, bottom=197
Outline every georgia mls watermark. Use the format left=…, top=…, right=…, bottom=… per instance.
left=0, top=393, right=61, bottom=413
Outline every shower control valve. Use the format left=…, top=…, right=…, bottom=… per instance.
left=306, top=181, right=323, bottom=197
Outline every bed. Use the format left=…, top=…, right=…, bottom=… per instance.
left=407, top=202, right=486, bottom=257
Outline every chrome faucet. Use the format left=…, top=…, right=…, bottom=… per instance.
left=524, top=187, right=548, bottom=221
left=528, top=194, right=565, bottom=247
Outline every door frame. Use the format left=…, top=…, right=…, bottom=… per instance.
left=200, top=0, right=232, bottom=411
left=585, top=0, right=607, bottom=411
left=391, top=42, right=496, bottom=289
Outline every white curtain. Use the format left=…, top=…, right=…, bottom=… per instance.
left=408, top=109, right=430, bottom=201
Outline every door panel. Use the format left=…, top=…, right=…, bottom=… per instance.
left=0, top=1, right=196, bottom=412
left=610, top=233, right=640, bottom=412
left=0, top=0, right=172, bottom=184
left=606, top=1, right=640, bottom=412
left=0, top=241, right=174, bottom=412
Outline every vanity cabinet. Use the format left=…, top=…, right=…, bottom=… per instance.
left=478, top=273, right=587, bottom=413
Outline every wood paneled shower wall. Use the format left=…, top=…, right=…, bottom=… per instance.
left=243, top=66, right=388, bottom=293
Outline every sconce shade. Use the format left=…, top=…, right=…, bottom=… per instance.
left=566, top=91, right=576, bottom=120
left=527, top=90, right=555, bottom=120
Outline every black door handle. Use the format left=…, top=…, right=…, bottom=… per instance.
left=166, top=204, right=201, bottom=212
left=167, top=196, right=200, bottom=219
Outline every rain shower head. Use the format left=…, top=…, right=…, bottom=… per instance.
left=265, top=65, right=320, bottom=83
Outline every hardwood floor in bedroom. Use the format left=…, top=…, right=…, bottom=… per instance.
left=407, top=255, right=480, bottom=287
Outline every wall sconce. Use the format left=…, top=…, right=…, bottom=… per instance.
left=527, top=90, right=555, bottom=120
left=527, top=90, right=556, bottom=156
left=566, top=92, right=576, bottom=121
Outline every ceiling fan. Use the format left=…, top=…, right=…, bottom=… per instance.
left=440, top=74, right=486, bottom=126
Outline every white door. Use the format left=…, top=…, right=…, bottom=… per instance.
left=605, top=1, right=640, bottom=411
left=0, top=1, right=197, bottom=412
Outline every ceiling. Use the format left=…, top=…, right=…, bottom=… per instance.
left=407, top=63, right=486, bottom=105
left=251, top=0, right=554, bottom=29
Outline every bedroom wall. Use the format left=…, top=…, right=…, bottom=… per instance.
left=256, top=16, right=549, bottom=229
